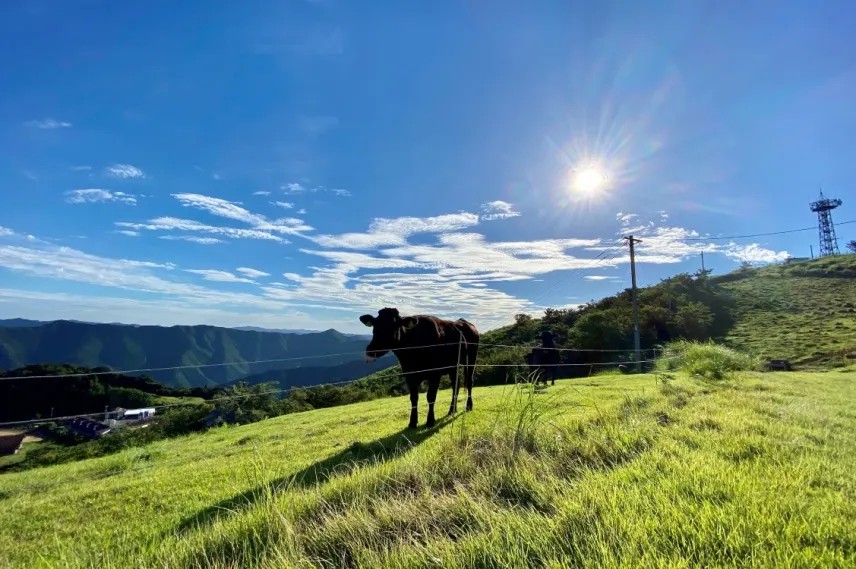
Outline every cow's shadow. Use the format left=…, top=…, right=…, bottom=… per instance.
left=176, top=415, right=456, bottom=534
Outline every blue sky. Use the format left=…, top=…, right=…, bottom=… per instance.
left=1, top=0, right=854, bottom=333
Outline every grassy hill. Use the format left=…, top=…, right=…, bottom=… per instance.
left=715, top=255, right=856, bottom=368
left=0, top=321, right=374, bottom=388
left=479, top=254, right=856, bottom=375
left=1, top=368, right=853, bottom=568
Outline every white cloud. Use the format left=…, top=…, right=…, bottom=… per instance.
left=212, top=173, right=222, bottom=181
left=65, top=189, right=138, bottom=205
left=105, top=164, right=145, bottom=179
left=310, top=212, right=482, bottom=250
left=172, top=193, right=314, bottom=236
left=236, top=267, right=271, bottom=278
left=283, top=183, right=307, bottom=193
left=159, top=235, right=224, bottom=245
left=331, top=188, right=352, bottom=197
left=723, top=243, right=790, bottom=264
left=253, top=191, right=272, bottom=196
left=297, top=208, right=307, bottom=215
left=186, top=269, right=256, bottom=284
left=480, top=200, right=520, bottom=221
left=0, top=227, right=15, bottom=237
left=26, top=118, right=72, bottom=129
left=117, top=230, right=140, bottom=237
left=117, top=217, right=287, bottom=243
left=271, top=201, right=294, bottom=209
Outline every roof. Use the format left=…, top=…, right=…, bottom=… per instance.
left=0, top=434, right=25, bottom=455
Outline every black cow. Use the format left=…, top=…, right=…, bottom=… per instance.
left=359, top=307, right=479, bottom=429
left=524, top=331, right=561, bottom=385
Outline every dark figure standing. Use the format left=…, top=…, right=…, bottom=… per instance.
left=524, top=331, right=561, bottom=385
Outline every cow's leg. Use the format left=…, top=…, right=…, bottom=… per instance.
left=465, top=348, right=476, bottom=411
left=406, top=376, right=420, bottom=429
left=426, top=373, right=441, bottom=427
left=448, top=367, right=460, bottom=416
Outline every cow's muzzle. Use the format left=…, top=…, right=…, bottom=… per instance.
left=366, top=349, right=388, bottom=361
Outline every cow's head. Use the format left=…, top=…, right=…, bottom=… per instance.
left=359, top=307, right=418, bottom=360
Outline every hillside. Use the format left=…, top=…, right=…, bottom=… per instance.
left=0, top=369, right=853, bottom=567
left=0, top=321, right=374, bottom=388
left=715, top=255, right=856, bottom=368
left=480, top=254, right=856, bottom=373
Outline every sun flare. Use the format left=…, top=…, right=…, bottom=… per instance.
left=571, top=165, right=607, bottom=196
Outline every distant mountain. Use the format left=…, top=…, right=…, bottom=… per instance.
left=235, top=325, right=371, bottom=339
left=0, top=319, right=46, bottom=328
left=235, top=357, right=397, bottom=391
left=0, top=320, right=375, bottom=388
left=235, top=326, right=318, bottom=334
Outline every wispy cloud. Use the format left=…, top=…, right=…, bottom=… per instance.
left=159, top=235, right=224, bottom=245
left=236, top=267, right=271, bottom=278
left=117, top=217, right=287, bottom=243
left=172, top=193, right=314, bottom=235
left=298, top=115, right=339, bottom=135
left=26, top=118, right=72, bottom=129
left=186, top=269, right=256, bottom=284
left=281, top=183, right=351, bottom=197
left=105, top=164, right=145, bottom=179
left=116, top=230, right=140, bottom=237
left=311, top=212, right=481, bottom=250
left=253, top=191, right=272, bottom=196
left=65, top=189, right=138, bottom=205
left=584, top=275, right=620, bottom=281
left=271, top=201, right=295, bottom=209
left=71, top=165, right=92, bottom=172
left=480, top=200, right=520, bottom=221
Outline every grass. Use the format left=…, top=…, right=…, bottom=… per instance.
left=719, top=254, right=856, bottom=369
left=1, top=370, right=855, bottom=568
left=658, top=340, right=762, bottom=379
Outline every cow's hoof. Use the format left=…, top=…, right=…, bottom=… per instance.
left=466, top=401, right=473, bottom=412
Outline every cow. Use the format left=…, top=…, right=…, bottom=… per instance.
left=359, top=308, right=479, bottom=429
left=523, top=331, right=561, bottom=386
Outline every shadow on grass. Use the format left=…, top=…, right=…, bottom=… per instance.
left=176, top=414, right=457, bottom=534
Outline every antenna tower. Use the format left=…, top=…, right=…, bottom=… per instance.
left=809, top=189, right=842, bottom=257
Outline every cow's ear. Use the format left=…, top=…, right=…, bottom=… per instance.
left=359, top=314, right=375, bottom=327
left=401, top=317, right=418, bottom=330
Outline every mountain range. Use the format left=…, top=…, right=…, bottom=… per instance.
left=0, top=320, right=386, bottom=388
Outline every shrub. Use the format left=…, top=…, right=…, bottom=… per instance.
left=657, top=340, right=760, bottom=380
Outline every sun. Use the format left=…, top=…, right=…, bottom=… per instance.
left=571, top=165, right=608, bottom=196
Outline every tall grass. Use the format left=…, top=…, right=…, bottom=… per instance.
left=3, top=372, right=855, bottom=568
left=658, top=340, right=761, bottom=380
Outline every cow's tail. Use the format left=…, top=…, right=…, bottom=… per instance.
left=455, top=319, right=479, bottom=408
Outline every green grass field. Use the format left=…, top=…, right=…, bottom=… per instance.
left=721, top=256, right=856, bottom=369
left=1, top=368, right=854, bottom=568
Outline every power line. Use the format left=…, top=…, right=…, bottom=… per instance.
left=683, top=219, right=856, bottom=241
left=0, top=355, right=672, bottom=428
left=0, top=340, right=661, bottom=383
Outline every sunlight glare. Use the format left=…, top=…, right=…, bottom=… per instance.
left=571, top=165, right=608, bottom=196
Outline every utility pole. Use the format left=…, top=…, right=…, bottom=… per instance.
left=624, top=235, right=642, bottom=372
left=810, top=245, right=814, bottom=259
left=701, top=251, right=705, bottom=272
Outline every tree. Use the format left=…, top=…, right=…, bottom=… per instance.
left=847, top=240, right=856, bottom=254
